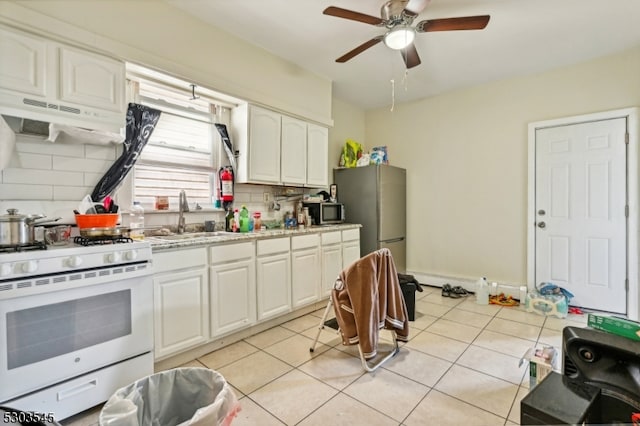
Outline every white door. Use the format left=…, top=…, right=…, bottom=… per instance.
left=535, top=118, right=627, bottom=313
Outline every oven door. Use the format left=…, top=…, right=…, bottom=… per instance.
left=0, top=275, right=153, bottom=402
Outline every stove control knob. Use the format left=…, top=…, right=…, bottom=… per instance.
left=107, top=252, right=122, bottom=264
left=0, top=263, right=12, bottom=276
left=67, top=256, right=83, bottom=268
left=21, top=260, right=38, bottom=273
left=125, top=250, right=138, bottom=261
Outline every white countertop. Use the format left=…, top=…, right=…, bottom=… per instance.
left=147, top=223, right=361, bottom=251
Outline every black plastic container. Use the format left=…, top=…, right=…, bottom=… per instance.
left=521, top=326, right=640, bottom=424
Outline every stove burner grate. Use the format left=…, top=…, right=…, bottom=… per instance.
left=74, top=236, right=133, bottom=246
left=0, top=241, right=47, bottom=253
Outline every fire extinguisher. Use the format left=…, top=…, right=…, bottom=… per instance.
left=219, top=166, right=234, bottom=203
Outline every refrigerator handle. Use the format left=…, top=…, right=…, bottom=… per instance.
left=380, top=237, right=405, bottom=244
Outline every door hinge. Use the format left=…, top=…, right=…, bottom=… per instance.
left=625, top=132, right=629, bottom=144
left=625, top=205, right=629, bottom=218
left=625, top=278, right=629, bottom=291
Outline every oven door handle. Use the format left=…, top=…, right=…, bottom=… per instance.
left=57, top=379, right=98, bottom=401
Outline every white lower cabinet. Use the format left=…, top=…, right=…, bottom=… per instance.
left=342, top=228, right=361, bottom=269
left=153, top=248, right=209, bottom=359
left=209, top=241, right=256, bottom=337
left=291, top=234, right=321, bottom=308
left=321, top=231, right=342, bottom=297
left=256, top=237, right=292, bottom=321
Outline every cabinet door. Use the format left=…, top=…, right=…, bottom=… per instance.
left=248, top=105, right=281, bottom=183
left=281, top=115, right=307, bottom=185
left=291, top=247, right=320, bottom=308
left=154, top=267, right=209, bottom=359
left=306, top=123, right=329, bottom=187
left=256, top=252, right=291, bottom=320
left=58, top=46, right=125, bottom=113
left=210, top=258, right=256, bottom=337
left=343, top=241, right=361, bottom=269
left=0, top=26, right=46, bottom=96
left=321, top=244, right=342, bottom=297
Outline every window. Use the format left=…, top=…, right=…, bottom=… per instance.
left=127, top=76, right=232, bottom=210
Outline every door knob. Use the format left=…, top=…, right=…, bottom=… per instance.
left=537, top=221, right=546, bottom=229
left=538, top=209, right=546, bottom=216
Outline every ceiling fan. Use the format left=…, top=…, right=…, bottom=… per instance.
left=323, top=0, right=490, bottom=69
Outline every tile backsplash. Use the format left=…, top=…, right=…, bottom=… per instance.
left=1, top=133, right=318, bottom=228
left=0, top=133, right=119, bottom=223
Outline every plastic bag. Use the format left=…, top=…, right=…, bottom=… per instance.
left=356, top=153, right=370, bottom=167
left=339, top=139, right=362, bottom=168
left=370, top=146, right=388, bottom=164
left=99, top=368, right=240, bottom=426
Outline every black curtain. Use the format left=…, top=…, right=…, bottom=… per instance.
left=91, top=103, right=161, bottom=202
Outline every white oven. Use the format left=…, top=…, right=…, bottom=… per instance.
left=0, top=240, right=153, bottom=420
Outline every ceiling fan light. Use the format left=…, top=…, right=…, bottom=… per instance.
left=383, top=26, right=415, bottom=50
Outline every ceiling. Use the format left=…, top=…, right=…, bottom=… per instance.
left=165, top=0, right=640, bottom=110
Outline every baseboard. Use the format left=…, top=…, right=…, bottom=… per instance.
left=406, top=271, right=527, bottom=299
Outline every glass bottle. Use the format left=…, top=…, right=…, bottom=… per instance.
left=129, top=201, right=145, bottom=240
left=225, top=208, right=234, bottom=232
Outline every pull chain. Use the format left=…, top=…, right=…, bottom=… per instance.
left=390, top=79, right=395, bottom=112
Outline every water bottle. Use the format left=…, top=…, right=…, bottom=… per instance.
left=129, top=201, right=145, bottom=240
left=476, top=277, right=489, bottom=305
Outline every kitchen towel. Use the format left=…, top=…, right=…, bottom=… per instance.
left=0, top=115, right=16, bottom=171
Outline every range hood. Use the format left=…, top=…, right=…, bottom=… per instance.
left=0, top=89, right=125, bottom=144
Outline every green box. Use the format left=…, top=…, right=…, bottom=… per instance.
left=587, top=314, right=640, bottom=342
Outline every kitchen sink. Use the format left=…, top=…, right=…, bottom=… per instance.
left=156, top=231, right=235, bottom=240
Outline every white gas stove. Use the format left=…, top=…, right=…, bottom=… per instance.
left=0, top=239, right=152, bottom=298
left=0, top=238, right=154, bottom=420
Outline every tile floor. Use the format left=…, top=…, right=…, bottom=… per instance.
left=62, top=286, right=588, bottom=426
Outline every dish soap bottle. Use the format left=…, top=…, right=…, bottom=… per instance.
left=129, top=201, right=145, bottom=240
left=476, top=277, right=489, bottom=305
left=239, top=205, right=249, bottom=233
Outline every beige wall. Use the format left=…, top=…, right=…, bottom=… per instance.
left=366, top=46, right=640, bottom=284
left=328, top=98, right=366, bottom=182
left=0, top=1, right=332, bottom=125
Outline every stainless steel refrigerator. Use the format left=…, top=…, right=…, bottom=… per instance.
left=334, top=165, right=406, bottom=273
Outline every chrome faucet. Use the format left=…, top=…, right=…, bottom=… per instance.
left=178, top=190, right=189, bottom=234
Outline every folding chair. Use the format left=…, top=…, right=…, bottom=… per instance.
left=309, top=248, right=406, bottom=372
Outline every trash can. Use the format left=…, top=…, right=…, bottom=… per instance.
left=99, top=367, right=239, bottom=426
left=398, top=273, right=423, bottom=321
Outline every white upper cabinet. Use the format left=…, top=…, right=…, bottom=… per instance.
left=307, top=123, right=329, bottom=187
left=0, top=25, right=126, bottom=132
left=281, top=115, right=307, bottom=185
left=0, top=26, right=47, bottom=97
left=233, top=103, right=328, bottom=187
left=59, top=46, right=125, bottom=113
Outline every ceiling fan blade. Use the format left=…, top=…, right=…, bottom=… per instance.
left=336, top=37, right=383, bottom=63
left=323, top=6, right=384, bottom=26
left=416, top=15, right=490, bottom=32
left=404, top=0, right=431, bottom=17
left=401, top=43, right=421, bottom=69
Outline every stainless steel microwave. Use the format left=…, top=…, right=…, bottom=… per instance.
left=303, top=202, right=345, bottom=225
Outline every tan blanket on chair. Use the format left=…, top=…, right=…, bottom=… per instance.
left=332, top=248, right=409, bottom=359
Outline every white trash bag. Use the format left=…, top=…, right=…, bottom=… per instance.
left=99, top=368, right=240, bottom=426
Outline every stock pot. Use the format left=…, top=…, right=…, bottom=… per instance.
left=0, top=208, right=60, bottom=245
